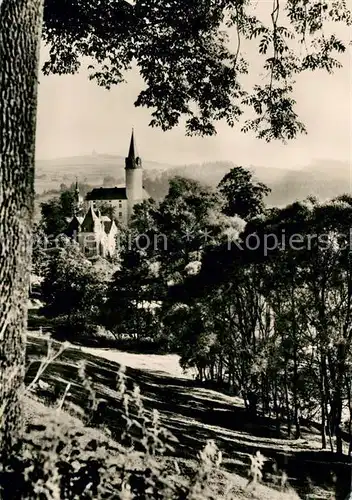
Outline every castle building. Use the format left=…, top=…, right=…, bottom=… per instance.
left=86, top=129, right=149, bottom=225
left=66, top=130, right=149, bottom=258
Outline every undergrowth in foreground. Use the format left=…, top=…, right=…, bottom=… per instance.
left=0, top=341, right=295, bottom=499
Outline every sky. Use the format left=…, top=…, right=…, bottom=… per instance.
left=35, top=23, right=351, bottom=170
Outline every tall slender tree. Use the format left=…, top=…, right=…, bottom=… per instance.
left=0, top=0, right=44, bottom=458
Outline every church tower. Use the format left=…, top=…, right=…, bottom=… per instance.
left=125, top=129, right=143, bottom=220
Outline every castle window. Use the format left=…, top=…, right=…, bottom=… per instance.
left=119, top=212, right=123, bottom=217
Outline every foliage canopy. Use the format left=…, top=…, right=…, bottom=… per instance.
left=42, top=0, right=351, bottom=140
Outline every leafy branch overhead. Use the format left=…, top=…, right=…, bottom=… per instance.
left=42, top=0, right=351, bottom=141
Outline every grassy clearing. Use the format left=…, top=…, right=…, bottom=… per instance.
left=79, top=345, right=197, bottom=380
left=24, top=333, right=352, bottom=499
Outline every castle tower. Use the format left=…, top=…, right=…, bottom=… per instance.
left=73, top=178, right=83, bottom=215
left=125, top=129, right=143, bottom=220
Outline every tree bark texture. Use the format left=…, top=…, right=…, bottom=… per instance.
left=0, top=0, right=43, bottom=457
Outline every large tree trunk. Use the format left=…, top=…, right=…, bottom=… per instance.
left=0, top=0, right=43, bottom=458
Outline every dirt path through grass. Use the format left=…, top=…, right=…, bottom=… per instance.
left=80, top=345, right=197, bottom=380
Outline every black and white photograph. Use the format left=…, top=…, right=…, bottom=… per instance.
left=0, top=0, right=351, bottom=498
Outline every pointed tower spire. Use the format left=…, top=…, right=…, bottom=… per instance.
left=125, top=128, right=142, bottom=170
left=125, top=128, right=143, bottom=220
left=73, top=177, right=82, bottom=216
left=128, top=128, right=137, bottom=159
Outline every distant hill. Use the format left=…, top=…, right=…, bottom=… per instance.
left=266, top=159, right=351, bottom=206
left=143, top=159, right=351, bottom=206
left=35, top=154, right=351, bottom=208
left=35, top=154, right=175, bottom=195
